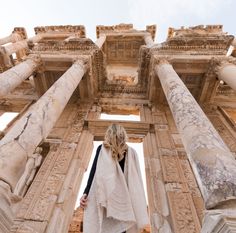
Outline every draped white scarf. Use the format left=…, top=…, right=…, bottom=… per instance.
left=83, top=145, right=149, bottom=233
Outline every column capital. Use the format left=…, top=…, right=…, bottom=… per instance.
left=154, top=56, right=172, bottom=66
left=0, top=46, right=13, bottom=68
left=211, top=57, right=236, bottom=75
left=73, top=56, right=90, bottom=71
left=26, top=55, right=44, bottom=73
left=11, top=32, right=23, bottom=43
left=26, top=54, right=42, bottom=64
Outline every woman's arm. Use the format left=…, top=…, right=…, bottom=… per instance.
left=83, top=144, right=102, bottom=195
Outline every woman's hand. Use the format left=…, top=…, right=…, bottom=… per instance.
left=80, top=194, right=88, bottom=209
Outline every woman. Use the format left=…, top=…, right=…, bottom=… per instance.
left=80, top=124, right=149, bottom=233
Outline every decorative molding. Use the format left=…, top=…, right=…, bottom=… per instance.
left=34, top=25, right=85, bottom=38
left=13, top=27, right=28, bottom=40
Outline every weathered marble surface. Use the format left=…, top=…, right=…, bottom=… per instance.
left=95, top=34, right=106, bottom=49
left=0, top=59, right=88, bottom=189
left=155, top=62, right=236, bottom=209
left=0, top=57, right=40, bottom=97
left=144, top=34, right=154, bottom=47
left=232, top=38, right=236, bottom=47
left=0, top=33, right=20, bottom=45
left=4, top=40, right=28, bottom=55
left=0, top=181, right=13, bottom=232
left=201, top=205, right=236, bottom=233
left=217, top=62, right=236, bottom=91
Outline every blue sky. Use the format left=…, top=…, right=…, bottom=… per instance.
left=0, top=0, right=235, bottom=42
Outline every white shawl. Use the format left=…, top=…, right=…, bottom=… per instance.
left=83, top=145, right=149, bottom=233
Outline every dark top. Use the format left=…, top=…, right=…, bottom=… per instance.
left=83, top=144, right=126, bottom=195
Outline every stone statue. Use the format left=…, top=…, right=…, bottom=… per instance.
left=14, top=147, right=43, bottom=197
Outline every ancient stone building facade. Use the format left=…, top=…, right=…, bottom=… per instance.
left=0, top=23, right=235, bottom=233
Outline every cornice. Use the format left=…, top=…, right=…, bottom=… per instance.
left=32, top=39, right=97, bottom=54
left=34, top=25, right=86, bottom=37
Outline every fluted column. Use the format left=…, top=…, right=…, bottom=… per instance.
left=0, top=57, right=41, bottom=97
left=95, top=34, right=106, bottom=49
left=144, top=33, right=154, bottom=47
left=154, top=60, right=236, bottom=209
left=0, top=58, right=88, bottom=231
left=217, top=61, right=236, bottom=90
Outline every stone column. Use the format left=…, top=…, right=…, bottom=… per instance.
left=144, top=33, right=154, bottom=47
left=0, top=57, right=41, bottom=97
left=232, top=38, right=236, bottom=47
left=0, top=58, right=88, bottom=231
left=95, top=34, right=106, bottom=49
left=0, top=32, right=22, bottom=45
left=154, top=60, right=236, bottom=209
left=0, top=34, right=14, bottom=45
left=217, top=61, right=236, bottom=91
left=2, top=34, right=43, bottom=56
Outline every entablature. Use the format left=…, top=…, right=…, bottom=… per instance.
left=154, top=25, right=233, bottom=56
left=34, top=25, right=86, bottom=40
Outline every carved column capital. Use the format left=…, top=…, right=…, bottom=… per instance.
left=26, top=55, right=44, bottom=73
left=11, top=32, right=23, bottom=43
left=73, top=56, right=90, bottom=72
left=154, top=56, right=172, bottom=66
left=211, top=57, right=236, bottom=75
left=0, top=46, right=13, bottom=68
left=26, top=54, right=42, bottom=64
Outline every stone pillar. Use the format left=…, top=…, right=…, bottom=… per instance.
left=95, top=34, right=106, bottom=49
left=154, top=60, right=236, bottom=209
left=232, top=38, right=236, bottom=47
left=144, top=34, right=154, bottom=47
left=47, top=130, right=94, bottom=233
left=0, top=58, right=88, bottom=231
left=217, top=62, right=236, bottom=91
left=0, top=32, right=23, bottom=45
left=2, top=34, right=43, bottom=56
left=0, top=34, right=14, bottom=46
left=0, top=57, right=41, bottom=97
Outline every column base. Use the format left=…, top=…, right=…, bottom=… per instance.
left=201, top=204, right=236, bottom=233
left=0, top=181, right=14, bottom=232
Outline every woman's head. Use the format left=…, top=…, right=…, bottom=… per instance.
left=103, top=124, right=128, bottom=161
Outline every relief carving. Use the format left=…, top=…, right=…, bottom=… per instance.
left=14, top=147, right=43, bottom=197
left=168, top=192, right=201, bottom=233
left=161, top=156, right=181, bottom=183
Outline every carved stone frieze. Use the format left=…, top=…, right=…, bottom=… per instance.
left=32, top=39, right=97, bottom=54
left=34, top=25, right=85, bottom=38
left=161, top=155, right=182, bottom=183
left=13, top=27, right=28, bottom=40
left=167, top=192, right=201, bottom=233
left=152, top=25, right=233, bottom=55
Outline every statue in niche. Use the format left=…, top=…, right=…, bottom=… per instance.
left=14, top=147, right=43, bottom=197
